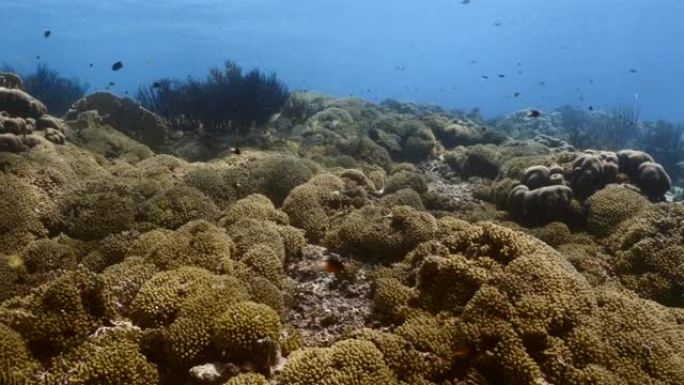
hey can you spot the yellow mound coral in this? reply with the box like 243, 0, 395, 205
129, 267, 222, 327
0, 175, 48, 254
219, 193, 289, 227
278, 339, 397, 385
224, 373, 269, 385
211, 301, 281, 365
326, 205, 437, 260
46, 339, 158, 385
282, 173, 346, 242
0, 269, 102, 361
58, 178, 136, 240
138, 185, 220, 229
129, 220, 233, 272
585, 184, 649, 237
0, 323, 39, 382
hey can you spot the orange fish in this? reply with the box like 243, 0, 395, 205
322, 258, 345, 274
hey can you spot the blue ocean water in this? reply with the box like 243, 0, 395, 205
2, 0, 683, 121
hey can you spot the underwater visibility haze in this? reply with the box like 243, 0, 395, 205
1, 1, 684, 385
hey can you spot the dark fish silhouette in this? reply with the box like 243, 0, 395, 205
493, 21, 502, 27
152, 82, 161, 88
514, 92, 520, 98
89, 63, 94, 68
108, 81, 115, 86
539, 81, 546, 86
36, 55, 41, 60
629, 68, 638, 73
527, 109, 542, 118
322, 257, 345, 274
44, 30, 51, 38
231, 146, 241, 155
111, 61, 124, 71
481, 75, 489, 79
461, 0, 471, 4
498, 74, 505, 78
588, 106, 594, 111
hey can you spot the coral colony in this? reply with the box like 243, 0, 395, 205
1, 67, 683, 385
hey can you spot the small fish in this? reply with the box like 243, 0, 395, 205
43, 30, 51, 38
588, 106, 594, 111
516, 62, 522, 66
36, 55, 41, 60
231, 146, 241, 155
111, 61, 124, 71
527, 109, 542, 118
124, 91, 129, 95
493, 21, 502, 27
453, 346, 473, 359
321, 257, 345, 274
89, 63, 94, 68
589, 78, 594, 84
513, 92, 520, 98
539, 81, 546, 86
628, 68, 638, 73
461, 0, 471, 4
498, 74, 505, 78
469, 59, 477, 64
152, 82, 161, 88
517, 70, 522, 75
108, 81, 115, 86
481, 75, 489, 79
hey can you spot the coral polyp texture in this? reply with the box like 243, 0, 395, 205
0, 86, 682, 384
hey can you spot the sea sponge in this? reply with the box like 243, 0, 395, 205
278, 339, 397, 385
129, 220, 233, 272
325, 205, 437, 261
224, 373, 269, 385
58, 178, 136, 240
585, 184, 649, 237
211, 301, 281, 364
282, 174, 346, 242
138, 185, 220, 229
219, 193, 289, 227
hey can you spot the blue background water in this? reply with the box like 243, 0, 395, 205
2, 0, 683, 121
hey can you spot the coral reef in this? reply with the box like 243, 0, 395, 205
0, 88, 682, 385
